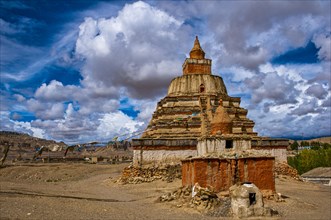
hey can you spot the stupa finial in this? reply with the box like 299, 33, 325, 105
190, 36, 205, 59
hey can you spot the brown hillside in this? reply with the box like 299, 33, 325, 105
309, 137, 331, 144
289, 136, 331, 145
0, 131, 67, 149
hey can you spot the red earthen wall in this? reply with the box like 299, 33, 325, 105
193, 160, 208, 186
182, 157, 275, 193
182, 162, 190, 186
183, 63, 211, 75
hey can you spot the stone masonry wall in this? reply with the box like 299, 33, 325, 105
132, 139, 198, 166
251, 139, 288, 163
251, 147, 287, 162
133, 149, 197, 166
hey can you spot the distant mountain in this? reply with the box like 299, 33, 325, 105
308, 137, 331, 144
0, 131, 67, 149
289, 136, 331, 144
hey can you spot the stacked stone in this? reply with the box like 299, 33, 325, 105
159, 184, 221, 212
142, 96, 203, 139
275, 162, 301, 180
190, 184, 220, 211
117, 164, 181, 184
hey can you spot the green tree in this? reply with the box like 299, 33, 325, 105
300, 141, 310, 147
311, 145, 320, 150
291, 141, 299, 150
322, 143, 331, 149
288, 148, 331, 174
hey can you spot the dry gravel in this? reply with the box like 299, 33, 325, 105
0, 163, 330, 220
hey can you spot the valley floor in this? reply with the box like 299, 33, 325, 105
0, 162, 330, 219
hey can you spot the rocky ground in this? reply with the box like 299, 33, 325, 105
1, 162, 330, 220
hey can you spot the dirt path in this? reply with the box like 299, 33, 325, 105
0, 163, 330, 219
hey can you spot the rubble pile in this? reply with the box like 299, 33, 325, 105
117, 164, 181, 184
159, 184, 228, 214
190, 184, 221, 211
275, 162, 301, 180
159, 186, 191, 202
159, 183, 282, 217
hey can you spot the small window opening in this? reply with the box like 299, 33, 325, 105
249, 193, 256, 205
200, 84, 205, 93
225, 140, 233, 149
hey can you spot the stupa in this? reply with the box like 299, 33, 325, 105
132, 37, 288, 166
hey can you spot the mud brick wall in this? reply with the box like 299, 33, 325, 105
182, 157, 275, 193
182, 58, 212, 75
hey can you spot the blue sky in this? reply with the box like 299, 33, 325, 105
1, 0, 330, 143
